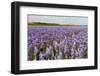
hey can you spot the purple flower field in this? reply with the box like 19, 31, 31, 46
28, 26, 88, 61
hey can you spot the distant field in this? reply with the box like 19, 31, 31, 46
28, 22, 82, 26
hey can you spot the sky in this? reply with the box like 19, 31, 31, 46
28, 15, 88, 25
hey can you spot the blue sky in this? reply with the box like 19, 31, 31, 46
28, 15, 88, 25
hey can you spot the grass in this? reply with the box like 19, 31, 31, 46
28, 22, 80, 26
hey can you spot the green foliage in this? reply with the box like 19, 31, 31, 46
28, 22, 60, 26
28, 48, 35, 61
28, 22, 81, 26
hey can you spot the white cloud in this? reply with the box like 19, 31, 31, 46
28, 15, 88, 25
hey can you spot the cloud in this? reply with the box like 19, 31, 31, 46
28, 15, 88, 25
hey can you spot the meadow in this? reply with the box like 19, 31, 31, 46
28, 23, 88, 61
